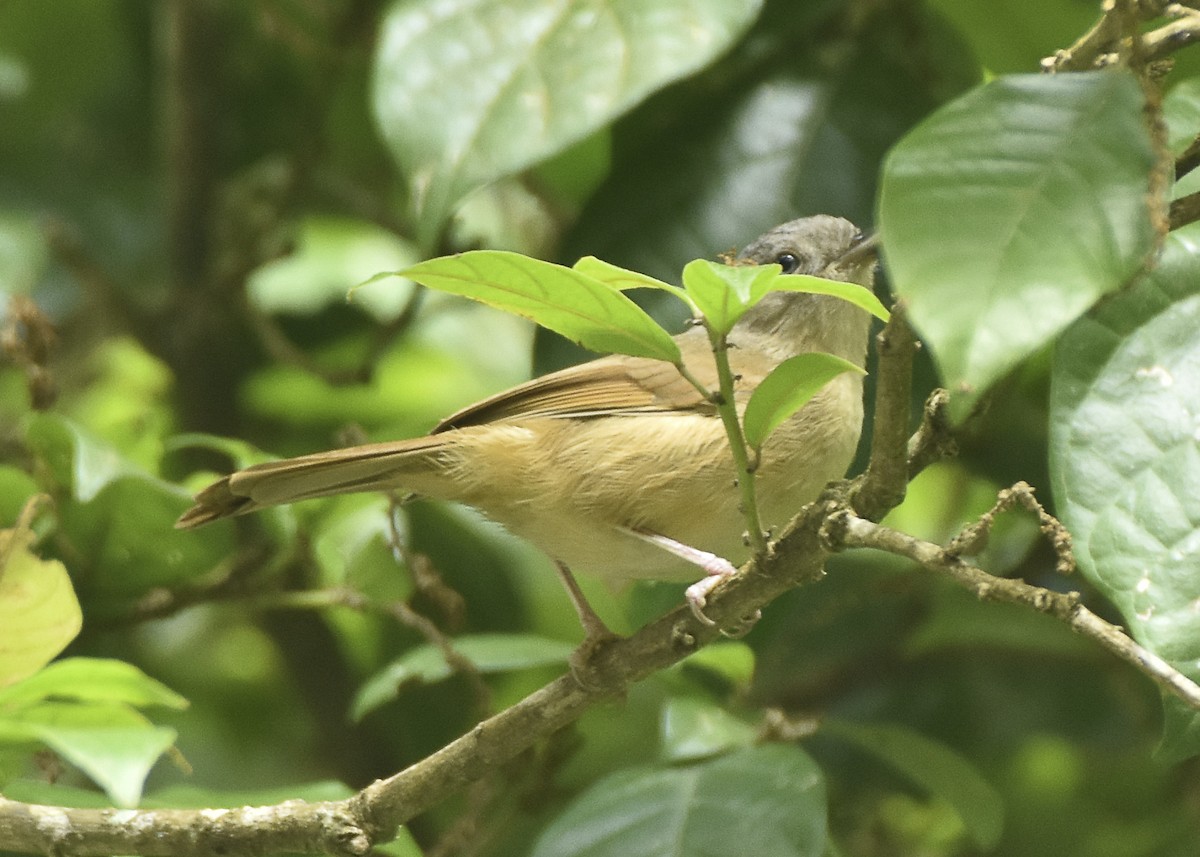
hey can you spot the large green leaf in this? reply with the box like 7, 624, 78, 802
372, 0, 762, 245
880, 70, 1159, 420
1049, 224, 1200, 760
531, 744, 826, 857
565, 4, 979, 283
0, 523, 81, 688
401, 251, 680, 361
25, 414, 235, 593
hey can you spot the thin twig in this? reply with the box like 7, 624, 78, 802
1042, 0, 1174, 71
944, 481, 1075, 576
705, 327, 768, 553
824, 512, 1200, 711
1169, 189, 1200, 229
905, 389, 957, 477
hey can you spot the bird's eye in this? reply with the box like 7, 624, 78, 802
775, 252, 800, 274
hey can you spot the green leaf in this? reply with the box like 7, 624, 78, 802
25, 412, 134, 503
145, 780, 354, 808
1163, 78, 1200, 157
572, 255, 690, 303
880, 70, 1159, 420
660, 697, 756, 763
400, 251, 680, 362
682, 259, 779, 334
823, 720, 1003, 850
247, 216, 419, 322
774, 274, 891, 322
680, 641, 756, 689
531, 744, 826, 857
26, 414, 236, 593
1, 701, 177, 807
0, 210, 48, 295
1049, 224, 1200, 760
371, 0, 763, 245
742, 353, 864, 449
566, 5, 980, 284
0, 523, 81, 688
352, 633, 574, 721
0, 658, 188, 710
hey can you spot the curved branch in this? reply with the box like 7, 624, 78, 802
824, 512, 1200, 711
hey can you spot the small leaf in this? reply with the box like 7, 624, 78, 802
743, 353, 864, 449
0, 519, 81, 688
531, 745, 826, 857
880, 70, 1159, 420
352, 633, 574, 721
572, 255, 690, 303
247, 216, 419, 322
823, 720, 1003, 849
660, 697, 756, 763
774, 273, 890, 322
400, 251, 680, 362
0, 658, 188, 710
683, 259, 779, 334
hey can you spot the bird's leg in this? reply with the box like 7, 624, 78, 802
624, 528, 743, 627
554, 561, 620, 680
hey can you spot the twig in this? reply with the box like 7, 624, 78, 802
851, 303, 916, 521
705, 327, 768, 553
1142, 4, 1200, 62
0, 495, 837, 855
0, 296, 58, 410
1169, 188, 1200, 229
905, 389, 957, 477
944, 481, 1075, 576
824, 512, 1200, 712
1041, 0, 1173, 71
1175, 133, 1200, 180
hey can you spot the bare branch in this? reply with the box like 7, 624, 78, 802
824, 512, 1200, 712
1169, 188, 1200, 229
851, 303, 916, 521
1041, 0, 1174, 71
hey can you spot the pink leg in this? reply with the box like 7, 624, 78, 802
624, 528, 738, 626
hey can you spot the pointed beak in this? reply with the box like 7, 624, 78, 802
836, 231, 880, 267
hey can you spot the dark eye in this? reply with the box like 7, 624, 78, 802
775, 252, 800, 274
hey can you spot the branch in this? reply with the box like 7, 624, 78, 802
823, 511, 1200, 712
1169, 188, 1200, 229
0, 498, 837, 856
851, 303, 916, 521
1041, 0, 1173, 71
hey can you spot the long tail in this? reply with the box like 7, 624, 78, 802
175, 436, 448, 529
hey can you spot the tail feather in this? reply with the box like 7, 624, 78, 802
175, 436, 447, 529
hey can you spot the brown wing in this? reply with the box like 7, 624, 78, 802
434, 330, 720, 431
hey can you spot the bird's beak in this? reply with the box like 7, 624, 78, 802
836, 231, 880, 267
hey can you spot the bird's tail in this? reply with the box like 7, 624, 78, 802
175, 436, 448, 529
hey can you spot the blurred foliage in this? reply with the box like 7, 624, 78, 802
1, 1, 1199, 856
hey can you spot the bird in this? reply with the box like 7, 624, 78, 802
177, 215, 878, 642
